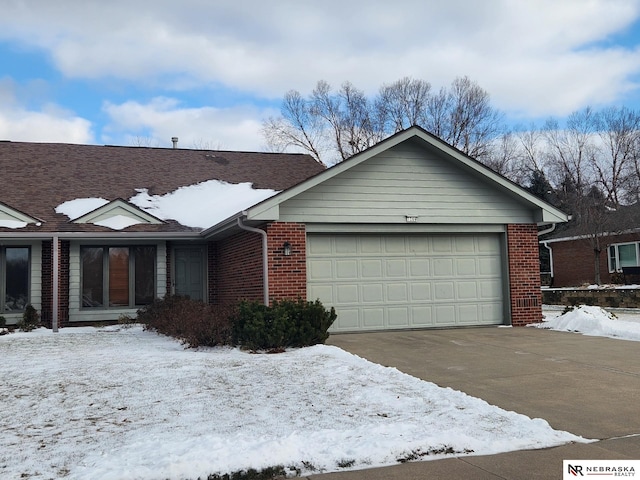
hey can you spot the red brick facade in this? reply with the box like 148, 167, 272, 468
548, 232, 640, 287
214, 230, 264, 305
507, 224, 543, 326
40, 239, 70, 328
266, 222, 307, 302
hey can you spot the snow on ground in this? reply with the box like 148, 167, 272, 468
0, 326, 585, 480
536, 305, 640, 341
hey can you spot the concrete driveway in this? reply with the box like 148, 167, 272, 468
308, 326, 640, 480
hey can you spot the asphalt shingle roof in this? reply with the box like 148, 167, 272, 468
0, 141, 324, 233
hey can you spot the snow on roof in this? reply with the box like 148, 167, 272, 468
0, 219, 28, 229
55, 198, 110, 220
130, 180, 279, 229
55, 180, 279, 230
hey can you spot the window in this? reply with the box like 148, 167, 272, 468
81, 246, 156, 308
1, 246, 30, 312
608, 242, 640, 272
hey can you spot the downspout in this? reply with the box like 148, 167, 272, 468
237, 217, 269, 305
538, 224, 556, 283
52, 236, 59, 333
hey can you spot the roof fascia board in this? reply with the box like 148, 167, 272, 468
0, 232, 202, 241
0, 201, 42, 224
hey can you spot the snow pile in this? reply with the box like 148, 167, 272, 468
535, 305, 640, 341
0, 327, 586, 480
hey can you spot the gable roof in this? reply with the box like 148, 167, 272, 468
0, 141, 323, 235
203, 126, 569, 238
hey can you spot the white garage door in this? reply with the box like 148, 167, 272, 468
307, 234, 505, 332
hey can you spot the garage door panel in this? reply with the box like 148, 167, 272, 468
410, 282, 431, 301
361, 259, 383, 278
386, 283, 408, 302
456, 258, 477, 275
433, 258, 454, 276
411, 306, 433, 326
457, 281, 478, 299
307, 234, 504, 332
308, 259, 333, 280
362, 308, 384, 328
336, 260, 358, 279
388, 307, 409, 327
362, 283, 384, 302
386, 259, 407, 276
336, 285, 359, 303
434, 282, 455, 300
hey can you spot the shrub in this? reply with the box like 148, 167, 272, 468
17, 305, 40, 332
137, 295, 234, 348
232, 299, 336, 351
0, 316, 5, 328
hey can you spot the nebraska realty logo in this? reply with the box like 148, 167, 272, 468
564, 460, 638, 478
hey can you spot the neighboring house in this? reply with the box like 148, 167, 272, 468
0, 127, 568, 331
541, 204, 640, 287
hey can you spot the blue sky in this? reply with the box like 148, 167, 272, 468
2, 0, 640, 151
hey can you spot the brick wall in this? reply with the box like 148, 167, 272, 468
41, 240, 52, 326
507, 224, 543, 326
59, 240, 70, 326
40, 239, 70, 328
214, 230, 264, 304
266, 222, 307, 302
207, 242, 217, 303
548, 232, 640, 287
165, 241, 172, 295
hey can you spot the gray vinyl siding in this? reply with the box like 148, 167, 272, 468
278, 142, 535, 224
68, 240, 166, 323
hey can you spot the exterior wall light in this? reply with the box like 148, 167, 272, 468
283, 242, 292, 256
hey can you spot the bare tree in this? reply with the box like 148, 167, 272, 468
593, 106, 640, 207
262, 76, 504, 165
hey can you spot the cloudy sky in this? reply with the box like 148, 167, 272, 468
1, 0, 640, 151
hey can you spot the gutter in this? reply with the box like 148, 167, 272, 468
236, 217, 269, 305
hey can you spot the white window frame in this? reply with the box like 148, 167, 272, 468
608, 241, 640, 273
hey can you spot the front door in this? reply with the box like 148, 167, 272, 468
174, 247, 205, 301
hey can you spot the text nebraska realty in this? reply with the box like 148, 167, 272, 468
568, 464, 635, 476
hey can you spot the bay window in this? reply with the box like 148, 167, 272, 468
1, 246, 30, 312
81, 246, 156, 308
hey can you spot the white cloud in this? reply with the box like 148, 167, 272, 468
1, 0, 640, 127
0, 78, 94, 143
102, 97, 274, 150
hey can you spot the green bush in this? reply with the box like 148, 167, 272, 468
137, 295, 234, 348
17, 305, 40, 332
232, 299, 336, 351
0, 315, 5, 328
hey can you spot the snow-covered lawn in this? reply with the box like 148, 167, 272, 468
0, 325, 585, 480
536, 305, 640, 341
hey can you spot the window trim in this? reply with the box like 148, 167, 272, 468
80, 245, 157, 310
0, 245, 31, 313
608, 241, 640, 273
